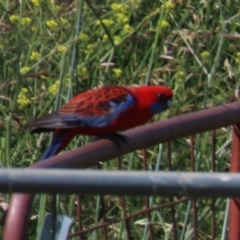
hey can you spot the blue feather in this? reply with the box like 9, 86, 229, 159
40, 94, 135, 160
61, 94, 135, 127
40, 135, 64, 161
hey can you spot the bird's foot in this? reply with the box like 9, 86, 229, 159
96, 133, 127, 149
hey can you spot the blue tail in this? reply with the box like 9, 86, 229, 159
40, 135, 64, 161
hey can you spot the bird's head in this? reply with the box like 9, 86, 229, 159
136, 85, 173, 115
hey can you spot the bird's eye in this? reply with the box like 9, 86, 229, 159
157, 93, 166, 101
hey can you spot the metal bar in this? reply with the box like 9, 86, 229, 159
143, 149, 154, 240
97, 163, 108, 240
229, 124, 240, 240
190, 136, 198, 240
117, 157, 132, 240
167, 142, 177, 240
5, 101, 240, 240
10, 101, 240, 172
211, 130, 216, 239
4, 194, 33, 240
1, 169, 240, 197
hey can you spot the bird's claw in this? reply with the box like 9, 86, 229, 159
96, 133, 127, 149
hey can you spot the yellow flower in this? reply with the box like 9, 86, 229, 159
20, 66, 31, 75
30, 51, 40, 61
84, 44, 94, 54
96, 19, 114, 26
40, 75, 48, 80
31, 0, 40, 7
116, 13, 129, 24
21, 88, 29, 94
60, 17, 68, 25
57, 45, 68, 53
178, 70, 186, 79
201, 51, 210, 60
103, 34, 109, 42
77, 66, 87, 76
10, 15, 19, 23
114, 36, 121, 45
65, 77, 70, 82
87, 44, 94, 50
21, 17, 32, 26
49, 80, 60, 96
103, 19, 114, 26
17, 98, 31, 108
17, 88, 31, 108
165, 1, 175, 12
112, 68, 122, 78
236, 52, 240, 60
123, 24, 133, 34
111, 3, 128, 13
79, 33, 89, 41
95, 20, 101, 26
236, 52, 240, 64
46, 20, 58, 29
159, 20, 169, 29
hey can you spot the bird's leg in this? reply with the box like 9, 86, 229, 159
95, 133, 127, 149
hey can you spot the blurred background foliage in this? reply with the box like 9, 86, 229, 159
0, 0, 240, 238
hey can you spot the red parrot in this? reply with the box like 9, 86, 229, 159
26, 85, 173, 160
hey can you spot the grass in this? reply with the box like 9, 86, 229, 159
0, 0, 240, 239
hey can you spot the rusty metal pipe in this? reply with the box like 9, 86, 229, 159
4, 101, 240, 240
229, 124, 240, 240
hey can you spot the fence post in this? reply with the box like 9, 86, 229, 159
229, 124, 240, 240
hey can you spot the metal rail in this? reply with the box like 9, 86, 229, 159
4, 101, 240, 240
1, 169, 240, 197
229, 124, 240, 239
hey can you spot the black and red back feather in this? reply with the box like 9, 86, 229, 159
26, 86, 135, 133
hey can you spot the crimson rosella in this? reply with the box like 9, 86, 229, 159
26, 85, 173, 160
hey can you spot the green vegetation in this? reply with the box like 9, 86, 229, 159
0, 0, 240, 239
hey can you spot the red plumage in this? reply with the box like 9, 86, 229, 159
26, 85, 173, 159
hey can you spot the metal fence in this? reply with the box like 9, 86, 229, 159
3, 101, 240, 240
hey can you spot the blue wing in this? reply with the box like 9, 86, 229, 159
26, 89, 135, 133
61, 94, 135, 127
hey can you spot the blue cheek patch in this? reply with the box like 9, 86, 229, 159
150, 102, 168, 115
61, 94, 135, 127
